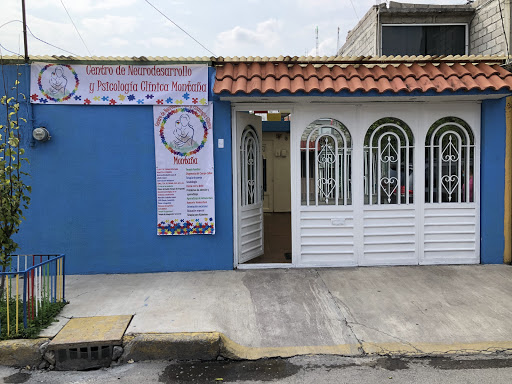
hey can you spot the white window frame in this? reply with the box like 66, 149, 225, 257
380, 23, 469, 56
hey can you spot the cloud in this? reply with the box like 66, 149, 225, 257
215, 19, 282, 56
307, 37, 337, 57
138, 37, 184, 51
27, 0, 137, 14
82, 15, 138, 35
23, 14, 84, 55
105, 37, 130, 47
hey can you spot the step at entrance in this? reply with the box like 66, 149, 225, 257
49, 315, 132, 370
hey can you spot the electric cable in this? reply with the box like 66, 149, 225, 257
60, 0, 92, 56
0, 19, 78, 56
143, 0, 216, 56
25, 23, 78, 56
348, 0, 359, 19
0, 42, 23, 57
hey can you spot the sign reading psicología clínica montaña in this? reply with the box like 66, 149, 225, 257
30, 62, 208, 106
154, 104, 215, 235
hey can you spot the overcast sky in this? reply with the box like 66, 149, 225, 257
1, 0, 467, 58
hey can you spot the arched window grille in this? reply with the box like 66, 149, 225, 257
300, 118, 352, 206
364, 118, 414, 205
240, 125, 261, 206
425, 117, 475, 203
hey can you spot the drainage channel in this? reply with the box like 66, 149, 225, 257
48, 315, 132, 370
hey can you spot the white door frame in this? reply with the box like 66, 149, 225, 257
232, 103, 296, 269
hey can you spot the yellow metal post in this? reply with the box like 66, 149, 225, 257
57, 259, 61, 302
505, 97, 512, 264
16, 274, 19, 334
6, 275, 9, 336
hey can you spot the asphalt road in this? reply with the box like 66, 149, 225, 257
2, 355, 512, 383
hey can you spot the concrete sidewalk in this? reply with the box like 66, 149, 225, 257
40, 265, 512, 360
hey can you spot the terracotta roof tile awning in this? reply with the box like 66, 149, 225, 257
214, 62, 512, 95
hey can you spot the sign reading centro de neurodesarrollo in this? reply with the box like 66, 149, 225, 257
30, 63, 208, 106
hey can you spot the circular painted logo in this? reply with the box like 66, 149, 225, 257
159, 107, 210, 157
37, 64, 79, 102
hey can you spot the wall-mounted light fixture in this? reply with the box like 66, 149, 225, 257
32, 127, 51, 142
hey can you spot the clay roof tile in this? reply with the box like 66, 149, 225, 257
316, 65, 332, 79
333, 76, 351, 92
275, 62, 289, 79
319, 76, 335, 92
475, 63, 499, 77
422, 62, 444, 79
290, 76, 307, 93
213, 60, 512, 95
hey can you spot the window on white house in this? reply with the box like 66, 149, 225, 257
382, 25, 466, 56
300, 118, 352, 206
425, 117, 475, 204
364, 117, 414, 205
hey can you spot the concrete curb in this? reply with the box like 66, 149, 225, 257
3, 334, 512, 368
361, 341, 512, 357
0, 338, 49, 368
120, 333, 221, 363
121, 333, 512, 362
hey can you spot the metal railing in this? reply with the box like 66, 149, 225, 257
0, 254, 65, 337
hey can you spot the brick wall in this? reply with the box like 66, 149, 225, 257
338, 7, 378, 56
470, 0, 511, 55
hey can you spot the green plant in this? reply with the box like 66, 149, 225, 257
0, 65, 31, 293
0, 297, 66, 340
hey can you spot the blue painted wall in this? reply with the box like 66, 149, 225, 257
480, 97, 507, 264
10, 66, 234, 274
3, 62, 509, 272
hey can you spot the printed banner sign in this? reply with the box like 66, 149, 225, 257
154, 104, 215, 235
30, 63, 208, 106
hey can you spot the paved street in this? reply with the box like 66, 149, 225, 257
3, 355, 512, 383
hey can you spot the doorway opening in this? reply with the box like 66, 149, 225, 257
236, 110, 292, 266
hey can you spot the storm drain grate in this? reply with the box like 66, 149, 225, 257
55, 344, 115, 370
49, 315, 132, 371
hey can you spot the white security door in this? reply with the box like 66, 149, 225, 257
422, 116, 479, 264
362, 117, 418, 266
236, 112, 264, 263
296, 116, 356, 266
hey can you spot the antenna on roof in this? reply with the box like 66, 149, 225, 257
336, 27, 340, 55
315, 26, 319, 56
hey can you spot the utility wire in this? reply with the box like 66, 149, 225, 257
26, 23, 78, 56
143, 0, 216, 56
0, 19, 78, 56
60, 0, 92, 56
0, 42, 23, 57
0, 20, 22, 31
348, 0, 359, 20
498, 0, 510, 63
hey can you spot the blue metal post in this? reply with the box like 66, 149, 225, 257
23, 271, 27, 328
61, 255, 65, 301
52, 260, 56, 303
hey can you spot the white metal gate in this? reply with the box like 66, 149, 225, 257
236, 112, 264, 264
292, 103, 480, 267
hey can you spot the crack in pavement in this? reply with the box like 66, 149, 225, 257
348, 321, 424, 354
313, 270, 423, 355
314, 269, 364, 354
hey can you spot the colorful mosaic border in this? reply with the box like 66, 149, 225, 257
37, 64, 80, 102
157, 218, 215, 235
159, 106, 210, 157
